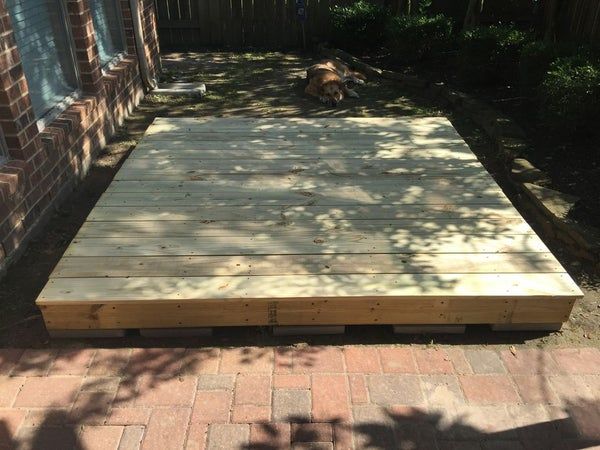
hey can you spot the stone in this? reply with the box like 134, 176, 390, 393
272, 390, 311, 422
153, 82, 206, 97
511, 158, 548, 183
521, 183, 579, 223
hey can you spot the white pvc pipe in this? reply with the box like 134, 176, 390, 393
129, 0, 158, 90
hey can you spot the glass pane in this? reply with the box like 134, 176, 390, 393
90, 0, 125, 66
6, 0, 78, 119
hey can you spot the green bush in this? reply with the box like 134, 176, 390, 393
540, 55, 600, 135
330, 0, 388, 50
457, 25, 530, 85
518, 41, 576, 91
386, 14, 453, 62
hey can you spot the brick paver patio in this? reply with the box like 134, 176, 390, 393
1, 345, 599, 449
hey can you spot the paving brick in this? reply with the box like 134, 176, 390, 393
293, 347, 344, 373
22, 408, 70, 428
512, 375, 559, 404
292, 443, 334, 450
548, 375, 593, 403
79, 425, 124, 450
414, 348, 453, 374
220, 347, 274, 373
185, 422, 207, 450
0, 376, 25, 407
250, 423, 291, 448
126, 348, 186, 378
481, 440, 523, 450
343, 347, 381, 373
274, 374, 310, 389
234, 374, 271, 405
551, 348, 600, 375
142, 408, 191, 450
451, 405, 517, 440
348, 374, 369, 404
275, 347, 294, 374
118, 425, 145, 450
49, 349, 96, 376
292, 423, 333, 442
459, 375, 520, 405
180, 348, 221, 375
273, 390, 311, 422
568, 398, 600, 439
89, 349, 132, 376
500, 349, 558, 375
332, 423, 353, 450
465, 349, 506, 374
312, 374, 351, 422
379, 347, 417, 373
367, 374, 423, 406
421, 375, 465, 407
351, 405, 396, 448
0, 409, 26, 438
583, 375, 600, 400
16, 426, 80, 449
192, 390, 232, 423
134, 376, 196, 407
231, 404, 271, 423
196, 374, 235, 391
11, 349, 58, 376
106, 407, 152, 426
68, 391, 113, 425
445, 348, 474, 375
81, 376, 121, 393
0, 348, 24, 375
14, 376, 82, 407
545, 405, 580, 439
507, 404, 558, 441
207, 424, 249, 450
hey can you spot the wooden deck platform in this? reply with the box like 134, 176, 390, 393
36, 117, 583, 332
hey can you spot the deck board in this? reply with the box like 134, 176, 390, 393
36, 117, 583, 330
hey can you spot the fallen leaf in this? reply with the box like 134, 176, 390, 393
509, 345, 517, 357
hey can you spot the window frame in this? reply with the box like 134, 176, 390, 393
91, 0, 128, 71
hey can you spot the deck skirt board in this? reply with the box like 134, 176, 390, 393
35, 117, 582, 330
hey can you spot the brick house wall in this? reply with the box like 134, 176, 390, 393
0, 0, 160, 271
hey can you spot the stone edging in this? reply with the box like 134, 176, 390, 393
319, 46, 600, 270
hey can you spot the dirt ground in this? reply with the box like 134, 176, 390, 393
0, 52, 598, 349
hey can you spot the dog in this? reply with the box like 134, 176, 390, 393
305, 59, 366, 106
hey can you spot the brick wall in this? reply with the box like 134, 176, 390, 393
0, 0, 160, 271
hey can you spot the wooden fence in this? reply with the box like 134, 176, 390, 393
553, 0, 600, 43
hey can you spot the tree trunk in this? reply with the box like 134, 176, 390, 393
464, 0, 484, 29
544, 0, 562, 42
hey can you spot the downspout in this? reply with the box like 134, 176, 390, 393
129, 0, 158, 91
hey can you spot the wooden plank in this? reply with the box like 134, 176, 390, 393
37, 273, 582, 304
39, 296, 575, 329
230, 0, 243, 48
63, 234, 550, 257
86, 204, 524, 221
241, 0, 254, 46
51, 253, 566, 278
75, 218, 536, 238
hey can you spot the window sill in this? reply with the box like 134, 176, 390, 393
35, 90, 83, 133
101, 52, 127, 75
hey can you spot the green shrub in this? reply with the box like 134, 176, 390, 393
386, 14, 453, 62
518, 41, 577, 91
457, 25, 530, 85
330, 0, 388, 50
540, 55, 600, 135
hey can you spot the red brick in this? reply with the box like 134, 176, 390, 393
79, 425, 123, 449
68, 392, 112, 424
275, 347, 293, 374
414, 348, 453, 374
379, 347, 418, 374
234, 374, 271, 405
106, 407, 151, 425
445, 348, 473, 375
273, 374, 310, 389
500, 348, 559, 375
512, 375, 560, 404
0, 376, 25, 407
0, 409, 26, 438
0, 348, 24, 375
49, 349, 96, 375
292, 423, 333, 442
552, 348, 600, 375
250, 423, 290, 448
142, 408, 191, 450
231, 404, 271, 423
88, 349, 132, 376
220, 347, 274, 373
126, 348, 186, 378
348, 374, 369, 404
333, 423, 352, 450
344, 347, 381, 373
11, 348, 58, 376
294, 347, 344, 373
134, 376, 196, 407
191, 390, 232, 423
312, 374, 351, 422
14, 376, 82, 407
180, 348, 220, 375
185, 422, 208, 450
459, 375, 520, 404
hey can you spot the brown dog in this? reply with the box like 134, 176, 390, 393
305, 59, 366, 106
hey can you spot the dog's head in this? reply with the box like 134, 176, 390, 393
321, 80, 344, 106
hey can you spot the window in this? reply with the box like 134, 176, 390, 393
90, 0, 126, 66
6, 0, 79, 121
